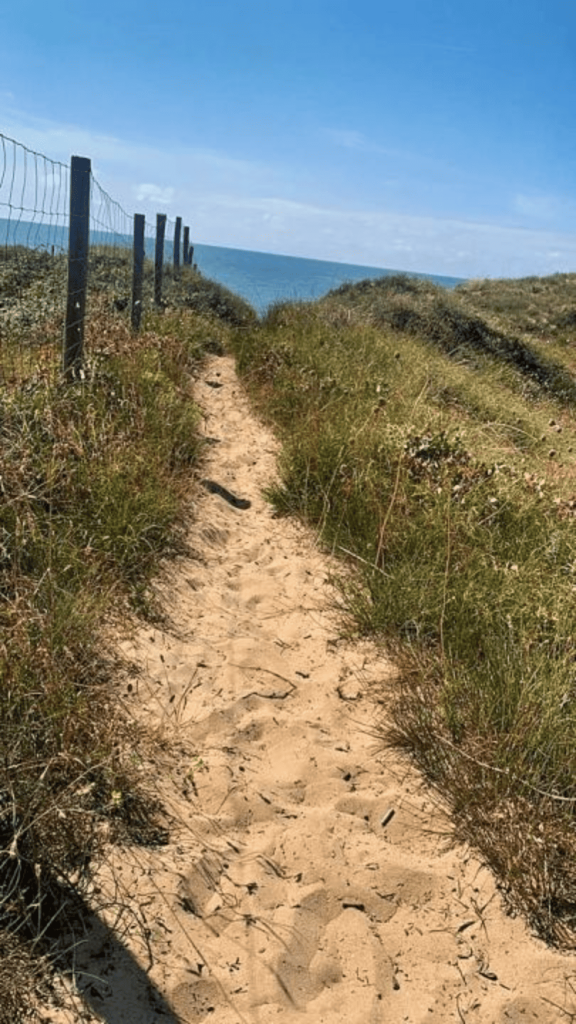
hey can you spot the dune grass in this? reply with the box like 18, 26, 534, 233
0, 247, 255, 1020
230, 274, 576, 947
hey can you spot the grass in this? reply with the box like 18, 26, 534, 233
0, 245, 256, 384
230, 274, 576, 948
0, 244, 256, 1020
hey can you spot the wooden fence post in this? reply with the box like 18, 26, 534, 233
174, 216, 182, 273
183, 225, 190, 266
63, 155, 91, 378
132, 213, 145, 332
154, 213, 166, 306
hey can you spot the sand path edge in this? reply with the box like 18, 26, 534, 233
52, 353, 576, 1024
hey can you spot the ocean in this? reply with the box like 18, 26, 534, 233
188, 242, 463, 314
0, 216, 463, 315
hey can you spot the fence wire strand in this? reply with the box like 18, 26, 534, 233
87, 173, 133, 331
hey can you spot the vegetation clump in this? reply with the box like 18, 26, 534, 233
231, 272, 576, 948
324, 273, 576, 404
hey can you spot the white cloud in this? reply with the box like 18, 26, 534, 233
135, 183, 175, 206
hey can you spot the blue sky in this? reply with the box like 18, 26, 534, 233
1, 0, 576, 278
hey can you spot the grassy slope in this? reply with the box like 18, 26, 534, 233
230, 273, 576, 948
0, 249, 256, 1020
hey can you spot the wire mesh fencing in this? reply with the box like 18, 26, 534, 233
0, 133, 70, 382
0, 130, 195, 383
90, 173, 134, 305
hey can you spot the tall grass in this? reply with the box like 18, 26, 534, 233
231, 276, 576, 947
0, 250, 255, 1019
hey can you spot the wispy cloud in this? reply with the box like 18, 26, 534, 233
324, 129, 369, 151
135, 183, 175, 207
186, 193, 576, 279
0, 106, 273, 196
513, 192, 562, 220
323, 127, 401, 158
322, 126, 459, 181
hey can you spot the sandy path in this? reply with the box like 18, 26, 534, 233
61, 354, 576, 1023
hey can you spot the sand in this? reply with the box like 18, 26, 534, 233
50, 353, 576, 1023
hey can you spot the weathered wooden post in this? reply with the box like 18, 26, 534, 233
63, 155, 90, 378
174, 216, 181, 274
131, 213, 145, 332
183, 225, 190, 266
154, 213, 166, 307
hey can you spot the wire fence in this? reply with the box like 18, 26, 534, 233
0, 133, 69, 250
0, 130, 192, 383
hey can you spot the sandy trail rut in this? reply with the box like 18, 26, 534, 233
69, 354, 575, 1023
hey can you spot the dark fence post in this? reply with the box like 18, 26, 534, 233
131, 213, 145, 332
183, 225, 190, 266
189, 244, 194, 269
154, 213, 166, 306
63, 155, 91, 378
174, 216, 181, 273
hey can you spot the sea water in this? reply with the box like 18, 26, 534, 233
188, 242, 463, 314
0, 217, 463, 315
